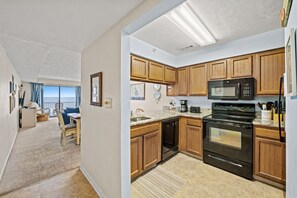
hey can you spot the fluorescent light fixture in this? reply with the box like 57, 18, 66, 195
166, 2, 216, 46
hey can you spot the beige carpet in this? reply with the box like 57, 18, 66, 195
132, 166, 186, 198
0, 118, 80, 195
0, 169, 98, 198
132, 153, 285, 198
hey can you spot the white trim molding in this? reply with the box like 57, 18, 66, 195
80, 165, 106, 198
0, 132, 17, 180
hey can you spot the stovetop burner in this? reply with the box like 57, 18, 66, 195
204, 102, 256, 123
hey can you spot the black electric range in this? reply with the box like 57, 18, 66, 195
203, 102, 255, 179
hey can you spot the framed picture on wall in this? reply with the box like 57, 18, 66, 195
9, 81, 13, 93
9, 96, 13, 113
90, 72, 103, 106
285, 28, 297, 97
130, 83, 145, 100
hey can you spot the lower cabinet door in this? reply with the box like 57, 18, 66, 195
186, 125, 202, 157
131, 136, 143, 179
255, 137, 286, 184
143, 131, 161, 170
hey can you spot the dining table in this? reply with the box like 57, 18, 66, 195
67, 113, 81, 145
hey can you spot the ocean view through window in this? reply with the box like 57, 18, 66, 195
44, 86, 78, 117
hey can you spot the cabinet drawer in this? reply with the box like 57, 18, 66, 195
131, 122, 160, 138
186, 118, 202, 127
255, 126, 285, 141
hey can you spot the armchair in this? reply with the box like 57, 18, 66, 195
29, 102, 50, 121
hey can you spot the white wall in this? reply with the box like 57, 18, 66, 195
21, 82, 31, 106
81, 0, 186, 196
81, 1, 171, 197
0, 44, 21, 180
285, 1, 297, 197
130, 36, 177, 66
130, 81, 173, 112
176, 28, 285, 66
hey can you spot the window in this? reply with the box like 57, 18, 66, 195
43, 86, 80, 117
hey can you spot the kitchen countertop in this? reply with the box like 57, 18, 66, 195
253, 117, 285, 129
130, 109, 212, 127
130, 109, 285, 129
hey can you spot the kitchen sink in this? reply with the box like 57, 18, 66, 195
130, 116, 151, 122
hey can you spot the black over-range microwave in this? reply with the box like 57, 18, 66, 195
208, 78, 254, 100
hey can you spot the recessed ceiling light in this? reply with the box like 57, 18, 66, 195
166, 2, 216, 46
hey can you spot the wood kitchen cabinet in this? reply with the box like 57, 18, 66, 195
164, 66, 176, 83
254, 48, 285, 95
179, 117, 203, 159
131, 55, 177, 85
131, 55, 148, 80
130, 136, 142, 179
254, 126, 286, 185
177, 67, 189, 96
148, 61, 164, 82
130, 121, 161, 179
208, 60, 227, 80
143, 131, 161, 170
189, 64, 207, 96
229, 55, 253, 78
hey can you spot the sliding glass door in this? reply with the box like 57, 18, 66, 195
60, 87, 76, 109
44, 86, 59, 117
43, 86, 78, 117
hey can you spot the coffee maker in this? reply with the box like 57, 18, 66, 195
180, 100, 188, 112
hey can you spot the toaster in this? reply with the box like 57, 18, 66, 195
190, 106, 201, 113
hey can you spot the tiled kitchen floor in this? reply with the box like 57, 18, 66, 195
132, 153, 286, 198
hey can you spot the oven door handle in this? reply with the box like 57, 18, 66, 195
204, 120, 242, 128
204, 119, 252, 129
208, 154, 243, 168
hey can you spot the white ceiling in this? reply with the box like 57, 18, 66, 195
0, 0, 144, 82
133, 0, 283, 56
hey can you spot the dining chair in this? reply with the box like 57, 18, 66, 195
57, 112, 77, 147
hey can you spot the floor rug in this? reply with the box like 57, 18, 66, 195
131, 166, 187, 198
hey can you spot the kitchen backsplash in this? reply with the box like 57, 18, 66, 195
172, 96, 279, 111
130, 80, 280, 113
130, 81, 174, 112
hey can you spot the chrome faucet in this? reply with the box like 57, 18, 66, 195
135, 108, 144, 116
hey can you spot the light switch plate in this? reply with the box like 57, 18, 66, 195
103, 98, 112, 108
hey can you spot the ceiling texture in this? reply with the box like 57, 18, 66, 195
133, 0, 283, 56
0, 0, 144, 82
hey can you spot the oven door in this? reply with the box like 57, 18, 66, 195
208, 81, 240, 100
203, 119, 252, 163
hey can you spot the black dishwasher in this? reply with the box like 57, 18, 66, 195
162, 117, 179, 162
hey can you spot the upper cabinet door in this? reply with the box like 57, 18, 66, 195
189, 64, 207, 96
255, 48, 285, 95
208, 60, 227, 80
164, 66, 176, 83
148, 61, 164, 82
177, 67, 189, 96
230, 55, 253, 78
131, 55, 148, 80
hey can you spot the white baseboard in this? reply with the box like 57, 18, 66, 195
0, 132, 17, 181
80, 165, 106, 198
